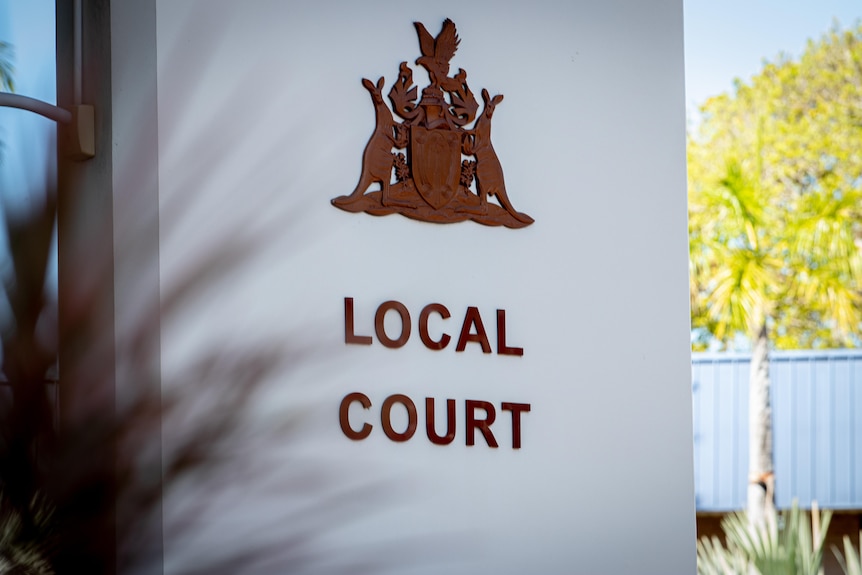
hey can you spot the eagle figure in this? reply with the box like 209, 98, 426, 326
414, 19, 460, 89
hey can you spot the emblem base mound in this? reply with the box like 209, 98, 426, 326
332, 182, 533, 228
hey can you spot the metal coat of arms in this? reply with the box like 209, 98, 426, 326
331, 19, 534, 228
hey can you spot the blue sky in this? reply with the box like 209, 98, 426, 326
684, 0, 861, 109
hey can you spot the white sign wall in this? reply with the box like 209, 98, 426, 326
154, 1, 695, 573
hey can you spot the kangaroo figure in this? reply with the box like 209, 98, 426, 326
342, 77, 400, 206
469, 89, 533, 225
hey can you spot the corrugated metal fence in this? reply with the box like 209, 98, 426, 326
692, 350, 862, 512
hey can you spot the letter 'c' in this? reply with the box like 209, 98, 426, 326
419, 303, 451, 350
339, 392, 373, 440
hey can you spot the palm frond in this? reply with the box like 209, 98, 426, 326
832, 532, 862, 575
697, 501, 832, 575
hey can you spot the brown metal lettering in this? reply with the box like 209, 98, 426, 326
419, 303, 451, 350
375, 300, 411, 348
465, 399, 498, 448
425, 397, 456, 445
344, 297, 372, 345
496, 309, 524, 356
339, 392, 373, 440
455, 306, 491, 353
501, 402, 530, 449
381, 394, 418, 442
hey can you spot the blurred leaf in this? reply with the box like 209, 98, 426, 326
696, 501, 832, 575
833, 532, 862, 575
0, 41, 14, 92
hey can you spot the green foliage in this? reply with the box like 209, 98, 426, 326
689, 24, 862, 350
0, 41, 13, 92
833, 533, 862, 575
697, 534, 750, 574
697, 502, 832, 575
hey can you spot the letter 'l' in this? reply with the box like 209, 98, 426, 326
496, 309, 524, 356
344, 297, 372, 345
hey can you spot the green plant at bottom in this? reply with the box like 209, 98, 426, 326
833, 533, 862, 575
697, 501, 832, 575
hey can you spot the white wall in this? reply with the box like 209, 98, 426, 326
153, 1, 695, 573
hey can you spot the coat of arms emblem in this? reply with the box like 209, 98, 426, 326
331, 19, 534, 229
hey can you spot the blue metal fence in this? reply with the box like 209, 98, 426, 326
692, 350, 862, 512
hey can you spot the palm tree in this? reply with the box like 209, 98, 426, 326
688, 24, 862, 527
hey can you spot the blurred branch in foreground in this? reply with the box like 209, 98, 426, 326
0, 27, 407, 573
0, 172, 404, 574
0, 2, 460, 571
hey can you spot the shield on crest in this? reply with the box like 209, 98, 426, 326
411, 126, 461, 209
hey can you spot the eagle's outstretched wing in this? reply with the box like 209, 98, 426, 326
435, 18, 459, 63
414, 22, 435, 58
